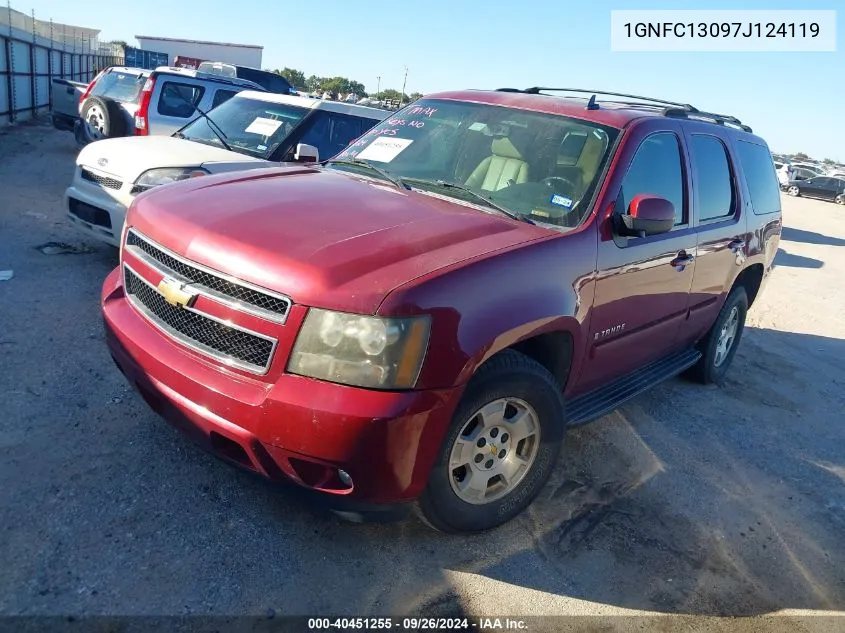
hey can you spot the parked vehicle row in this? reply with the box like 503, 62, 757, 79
785, 175, 845, 204
52, 65, 265, 144
65, 92, 389, 246
90, 87, 782, 532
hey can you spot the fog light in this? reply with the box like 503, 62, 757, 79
338, 469, 353, 487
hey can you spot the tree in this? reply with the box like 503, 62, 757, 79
823, 158, 835, 165
305, 75, 321, 92
792, 152, 809, 160
275, 67, 306, 90
409, 92, 423, 101
318, 76, 367, 97
376, 88, 408, 102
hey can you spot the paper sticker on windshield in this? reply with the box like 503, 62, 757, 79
356, 137, 413, 162
468, 122, 487, 131
550, 194, 573, 208
245, 117, 282, 136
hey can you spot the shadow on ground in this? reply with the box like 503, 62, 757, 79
781, 226, 845, 248
395, 326, 845, 616
136, 327, 844, 618
774, 248, 824, 269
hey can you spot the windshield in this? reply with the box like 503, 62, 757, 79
178, 96, 309, 159
91, 70, 147, 104
330, 99, 619, 228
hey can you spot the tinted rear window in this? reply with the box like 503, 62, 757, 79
735, 140, 781, 215
236, 68, 292, 94
91, 71, 146, 104
690, 135, 734, 221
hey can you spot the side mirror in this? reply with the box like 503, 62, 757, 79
294, 143, 319, 163
615, 194, 675, 237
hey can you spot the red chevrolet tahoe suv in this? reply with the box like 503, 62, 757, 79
102, 87, 782, 532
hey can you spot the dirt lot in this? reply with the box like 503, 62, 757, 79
1, 121, 844, 629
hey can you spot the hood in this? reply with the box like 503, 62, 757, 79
127, 167, 547, 314
77, 136, 265, 182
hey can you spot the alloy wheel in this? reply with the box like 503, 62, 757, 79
714, 306, 739, 368
448, 397, 541, 505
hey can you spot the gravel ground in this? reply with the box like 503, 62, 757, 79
1, 121, 844, 629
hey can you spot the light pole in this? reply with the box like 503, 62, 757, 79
400, 66, 408, 107
376, 75, 381, 99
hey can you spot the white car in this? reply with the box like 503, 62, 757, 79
65, 92, 389, 246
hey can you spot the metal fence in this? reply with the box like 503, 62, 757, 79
1, 6, 124, 125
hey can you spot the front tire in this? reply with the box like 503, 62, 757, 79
419, 350, 566, 533
835, 194, 844, 205
787, 185, 801, 197
687, 287, 748, 385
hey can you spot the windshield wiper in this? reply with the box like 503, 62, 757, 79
405, 178, 533, 224
325, 158, 410, 190
170, 91, 232, 152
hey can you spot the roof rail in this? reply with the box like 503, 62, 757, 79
496, 87, 696, 110
663, 107, 753, 133
493, 86, 752, 132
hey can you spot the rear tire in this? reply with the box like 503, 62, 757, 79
80, 96, 127, 140
687, 287, 748, 385
419, 350, 566, 533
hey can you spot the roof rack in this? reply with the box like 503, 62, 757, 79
494, 87, 752, 133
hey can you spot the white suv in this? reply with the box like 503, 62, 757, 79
65, 92, 389, 246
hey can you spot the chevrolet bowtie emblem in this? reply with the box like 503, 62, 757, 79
157, 277, 197, 308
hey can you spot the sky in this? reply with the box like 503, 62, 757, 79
15, 0, 845, 160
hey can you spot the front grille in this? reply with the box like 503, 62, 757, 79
81, 168, 122, 190
68, 197, 112, 229
124, 266, 275, 373
125, 230, 291, 321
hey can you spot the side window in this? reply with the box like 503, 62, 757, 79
157, 82, 205, 118
328, 114, 365, 155
735, 140, 781, 215
297, 111, 334, 160
299, 112, 368, 160
618, 132, 685, 227
690, 135, 735, 221
211, 89, 238, 109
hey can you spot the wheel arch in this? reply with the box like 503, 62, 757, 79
455, 317, 583, 393
731, 262, 765, 307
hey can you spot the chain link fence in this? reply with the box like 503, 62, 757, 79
1, 5, 124, 124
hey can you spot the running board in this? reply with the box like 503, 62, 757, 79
567, 348, 702, 426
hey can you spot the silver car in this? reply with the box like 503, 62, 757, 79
51, 65, 264, 144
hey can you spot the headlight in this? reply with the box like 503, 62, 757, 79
134, 167, 209, 191
287, 308, 431, 389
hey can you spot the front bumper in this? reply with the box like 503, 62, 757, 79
65, 168, 135, 247
101, 267, 463, 508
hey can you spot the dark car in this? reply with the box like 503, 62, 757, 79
196, 61, 295, 95
786, 175, 845, 204
103, 88, 781, 532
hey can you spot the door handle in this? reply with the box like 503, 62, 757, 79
671, 251, 695, 268
729, 239, 746, 252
